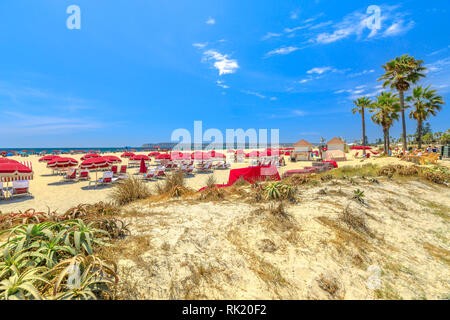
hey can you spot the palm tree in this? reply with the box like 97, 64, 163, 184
406, 85, 445, 149
370, 92, 400, 154
352, 97, 373, 154
379, 54, 427, 151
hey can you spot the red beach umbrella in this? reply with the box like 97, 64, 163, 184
130, 155, 150, 161
207, 151, 225, 159
148, 152, 160, 157
248, 151, 260, 158
192, 152, 210, 160
350, 146, 372, 150
81, 153, 101, 161
0, 161, 33, 182
102, 155, 122, 163
39, 155, 61, 163
80, 157, 111, 170
47, 157, 78, 169
121, 152, 135, 158
139, 159, 147, 174
156, 154, 171, 160
0, 159, 19, 163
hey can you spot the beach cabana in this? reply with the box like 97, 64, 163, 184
327, 138, 345, 152
324, 150, 347, 162
293, 139, 313, 161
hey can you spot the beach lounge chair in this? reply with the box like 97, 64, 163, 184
142, 168, 157, 180
196, 162, 213, 173
11, 181, 31, 197
155, 167, 166, 178
63, 169, 77, 181
181, 164, 195, 175
111, 165, 118, 175
78, 170, 90, 181
89, 171, 114, 187
119, 165, 127, 174
0, 182, 5, 200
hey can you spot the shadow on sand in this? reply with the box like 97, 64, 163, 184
0, 195, 35, 205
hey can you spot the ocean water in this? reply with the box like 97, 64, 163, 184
1, 143, 297, 154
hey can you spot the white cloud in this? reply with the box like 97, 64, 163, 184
262, 32, 283, 40
307, 67, 333, 75
383, 20, 415, 37
425, 57, 450, 73
428, 45, 450, 56
0, 111, 101, 135
216, 80, 229, 89
202, 50, 239, 76
348, 69, 375, 77
206, 17, 215, 25
193, 42, 208, 48
242, 90, 266, 99
266, 46, 299, 56
312, 5, 414, 45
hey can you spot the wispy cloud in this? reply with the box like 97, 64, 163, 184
202, 50, 239, 76
307, 67, 333, 75
206, 17, 215, 25
216, 80, 229, 89
425, 57, 450, 73
428, 45, 450, 56
335, 84, 383, 100
311, 5, 414, 45
266, 46, 299, 56
348, 69, 375, 77
241, 90, 277, 101
0, 111, 102, 135
192, 42, 208, 48
267, 109, 308, 119
261, 32, 283, 40
383, 20, 415, 37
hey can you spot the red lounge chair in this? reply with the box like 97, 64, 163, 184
78, 170, 90, 181
119, 165, 127, 174
11, 181, 31, 197
89, 172, 114, 187
111, 165, 118, 175
142, 168, 157, 180
156, 167, 166, 178
64, 169, 77, 181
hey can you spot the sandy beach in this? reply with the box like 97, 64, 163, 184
1, 150, 449, 214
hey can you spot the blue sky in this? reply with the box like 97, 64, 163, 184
0, 0, 449, 147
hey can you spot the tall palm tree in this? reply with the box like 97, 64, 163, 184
370, 92, 400, 154
352, 97, 373, 154
406, 85, 445, 149
379, 54, 427, 151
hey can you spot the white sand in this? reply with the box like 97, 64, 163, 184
1, 150, 448, 214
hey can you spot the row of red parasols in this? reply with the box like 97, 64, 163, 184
0, 158, 33, 182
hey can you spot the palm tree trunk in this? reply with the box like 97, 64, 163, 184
362, 107, 366, 155
417, 119, 423, 149
387, 129, 391, 154
383, 127, 388, 154
399, 90, 407, 151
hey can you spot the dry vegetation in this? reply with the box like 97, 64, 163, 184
2, 163, 449, 300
